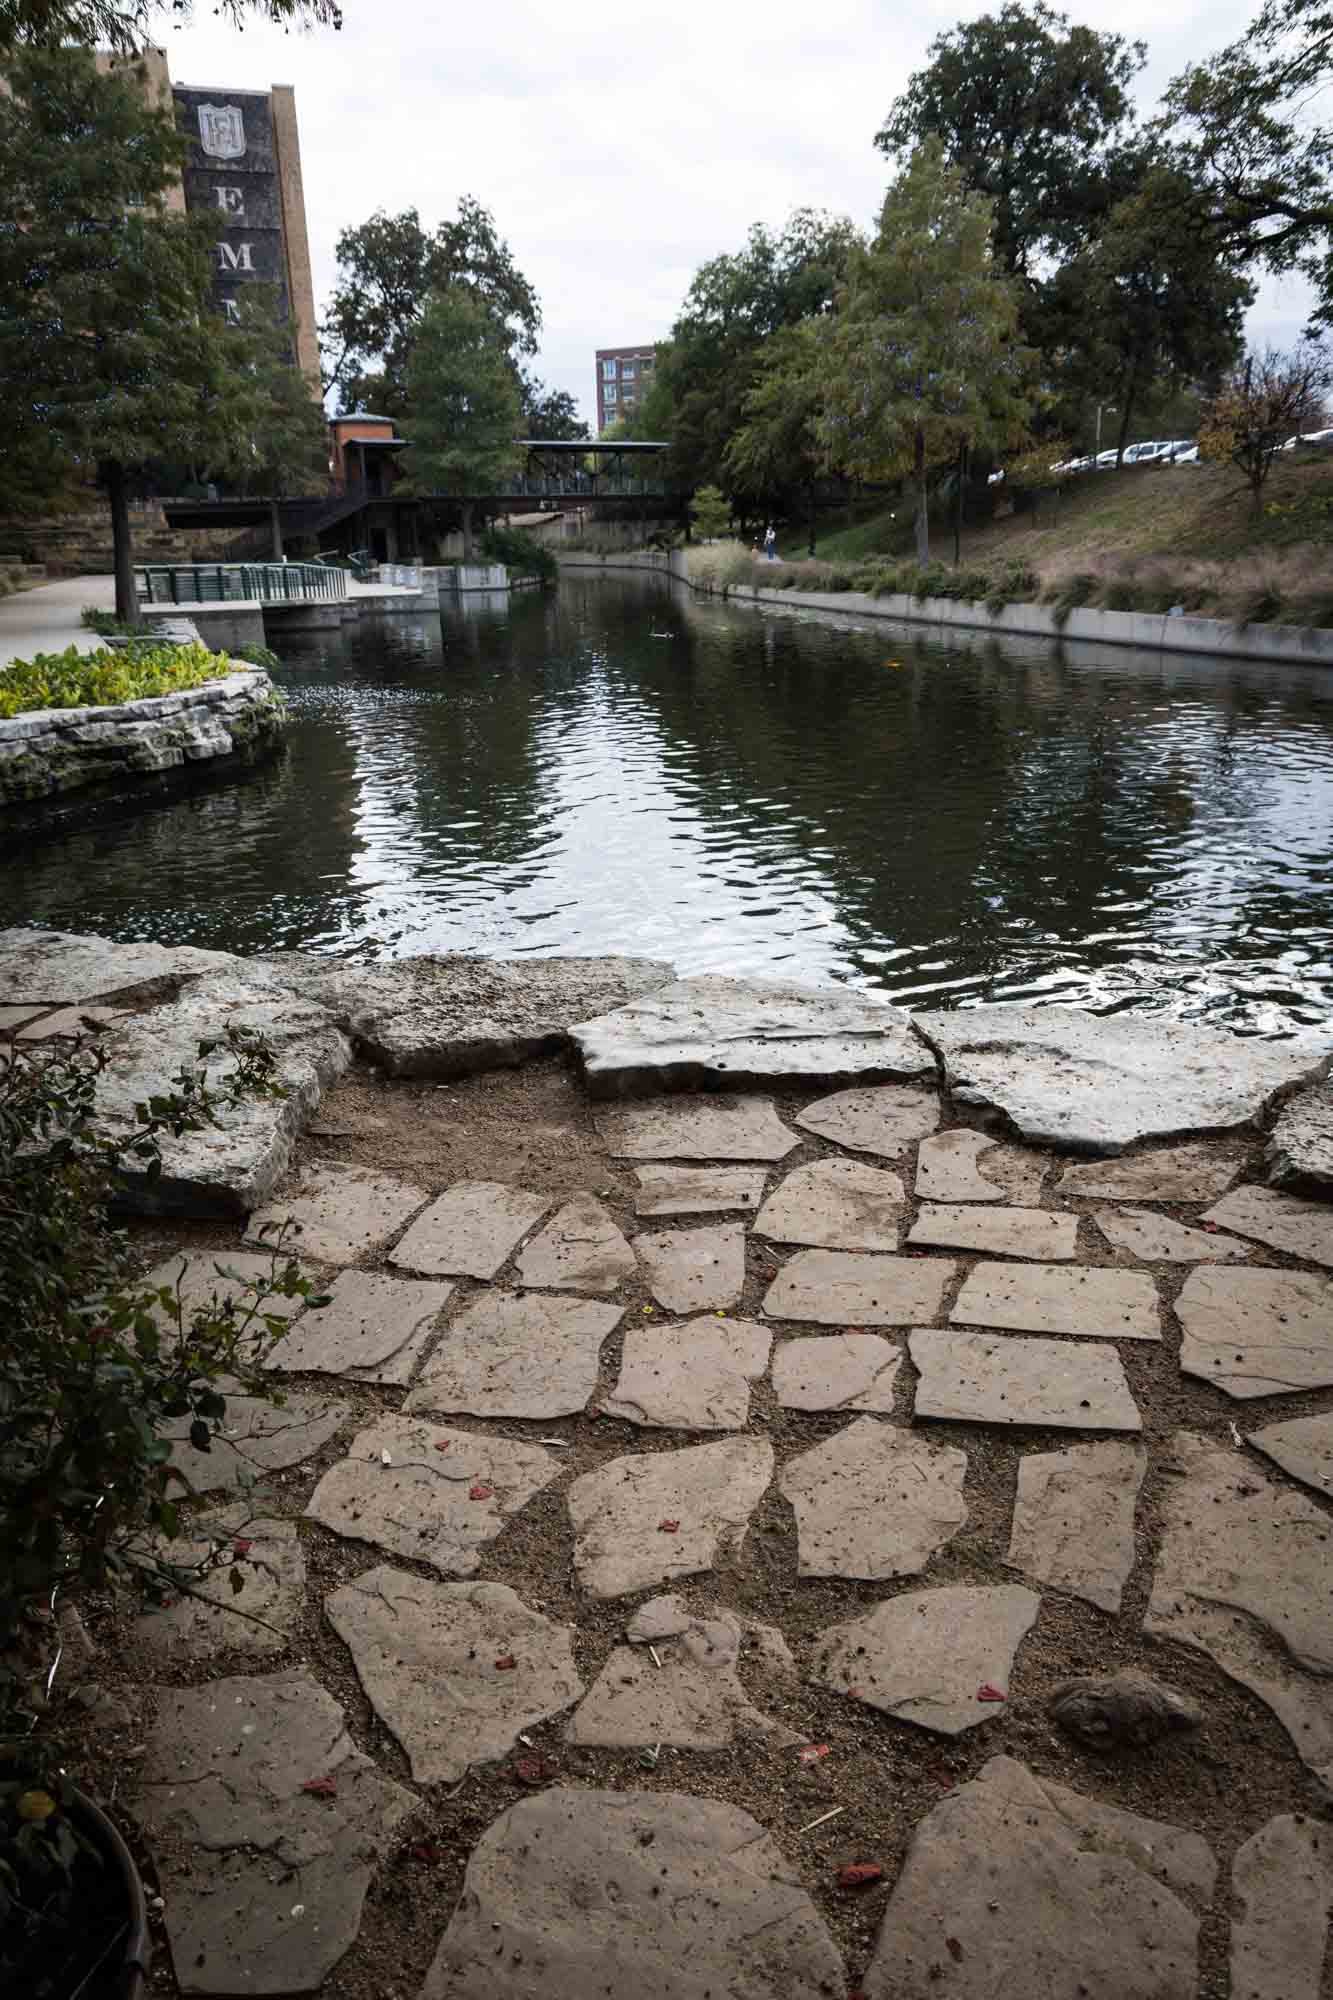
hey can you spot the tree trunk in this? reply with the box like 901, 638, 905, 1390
808, 479, 817, 557
270, 500, 283, 561
105, 461, 136, 625
953, 438, 966, 567
913, 426, 929, 565
1114, 365, 1139, 467
461, 500, 475, 561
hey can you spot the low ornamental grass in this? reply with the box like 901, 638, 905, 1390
0, 640, 232, 720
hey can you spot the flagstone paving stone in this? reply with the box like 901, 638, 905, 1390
263, 1269, 451, 1385
247, 1161, 426, 1266
1203, 1183, 1333, 1268
566, 1596, 798, 1749
417, 1788, 846, 2000
795, 1082, 939, 1157
1175, 1265, 1333, 1396
1266, 1081, 1333, 1192
950, 1261, 1160, 1340
632, 1164, 766, 1215
305, 1415, 560, 1577
771, 1332, 902, 1412
635, 1221, 745, 1312
601, 1316, 770, 1429
1146, 1431, 1333, 1787
140, 1250, 312, 1326
811, 1584, 1041, 1734
324, 1568, 582, 1784
404, 1290, 622, 1420
779, 1416, 968, 1580
914, 1128, 1047, 1204
753, 1156, 904, 1250
566, 1438, 774, 1598
1230, 1815, 1333, 2000
1005, 1441, 1145, 1611
910, 1328, 1143, 1430
1094, 1206, 1249, 1263
514, 1194, 635, 1292
574, 971, 933, 1095
136, 1508, 305, 1661
594, 1092, 798, 1161
1247, 1412, 1333, 1497
128, 1671, 413, 1998
908, 1201, 1078, 1259
763, 1248, 955, 1325
1056, 1138, 1245, 1202
862, 1755, 1213, 2000
388, 1179, 549, 1279
164, 1383, 351, 1496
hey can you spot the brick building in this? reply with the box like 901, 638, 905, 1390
595, 344, 657, 432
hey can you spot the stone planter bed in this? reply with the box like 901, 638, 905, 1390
3, 927, 1332, 2000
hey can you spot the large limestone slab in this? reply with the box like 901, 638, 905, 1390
305, 1414, 559, 1576
574, 971, 932, 1096
812, 1585, 1040, 1734
796, 1083, 939, 1157
862, 1755, 1212, 2000
951, 1261, 1159, 1339
137, 1508, 304, 1661
1057, 1139, 1244, 1202
567, 1597, 796, 1749
908, 1203, 1078, 1259
1203, 1183, 1333, 1268
1231, 1815, 1333, 2000
247, 1161, 426, 1265
632, 1164, 766, 1215
1006, 1441, 1145, 1611
595, 1093, 797, 1162
418, 1789, 845, 2000
272, 950, 674, 1077
1267, 1081, 1333, 1192
754, 1157, 904, 1250
165, 1382, 350, 1495
264, 1269, 450, 1385
1146, 1431, 1333, 1786
763, 1249, 955, 1326
515, 1194, 635, 1292
1094, 1206, 1249, 1262
325, 1568, 582, 1784
1176, 1265, 1333, 1396
772, 1333, 902, 1412
0, 926, 235, 1005
602, 1317, 771, 1429
636, 1222, 745, 1312
389, 1179, 549, 1279
405, 1290, 622, 1420
128, 1671, 412, 1998
910, 1328, 1142, 1431
1248, 1413, 1333, 1498
567, 1437, 773, 1598
915, 1128, 1047, 1204
779, 1416, 968, 1580
916, 1002, 1323, 1153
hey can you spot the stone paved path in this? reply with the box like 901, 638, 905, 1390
5, 937, 1333, 1999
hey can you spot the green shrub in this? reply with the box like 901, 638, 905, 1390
0, 640, 232, 719
718, 549, 757, 592
479, 524, 557, 584
237, 642, 283, 673
79, 607, 144, 638
1236, 584, 1284, 625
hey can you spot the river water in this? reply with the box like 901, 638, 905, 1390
6, 572, 1333, 1035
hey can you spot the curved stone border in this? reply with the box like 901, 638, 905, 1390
0, 665, 286, 805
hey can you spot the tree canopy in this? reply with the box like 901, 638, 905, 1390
520, 376, 589, 441
403, 286, 522, 556
0, 0, 340, 53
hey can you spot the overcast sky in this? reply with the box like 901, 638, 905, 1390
163, 0, 1311, 424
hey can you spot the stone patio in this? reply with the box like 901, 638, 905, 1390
6, 933, 1332, 2000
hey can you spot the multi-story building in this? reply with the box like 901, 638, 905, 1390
595, 344, 657, 432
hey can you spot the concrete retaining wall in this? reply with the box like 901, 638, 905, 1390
555, 550, 1333, 667
0, 666, 286, 807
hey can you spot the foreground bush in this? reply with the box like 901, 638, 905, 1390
479, 523, 557, 584
0, 640, 234, 720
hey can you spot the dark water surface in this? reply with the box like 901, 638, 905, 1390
6, 572, 1333, 1034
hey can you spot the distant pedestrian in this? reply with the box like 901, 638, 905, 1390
764, 523, 777, 561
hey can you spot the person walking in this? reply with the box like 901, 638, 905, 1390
764, 523, 777, 561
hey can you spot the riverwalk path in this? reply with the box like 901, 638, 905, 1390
0, 574, 116, 666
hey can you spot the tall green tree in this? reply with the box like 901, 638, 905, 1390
224, 289, 331, 553
519, 375, 589, 441
323, 202, 541, 414
1198, 341, 1333, 509
0, 46, 273, 618
725, 319, 828, 549
404, 286, 522, 558
816, 142, 1034, 562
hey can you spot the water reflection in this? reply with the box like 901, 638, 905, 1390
4, 575, 1332, 1034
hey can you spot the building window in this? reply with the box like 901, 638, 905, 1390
640, 355, 654, 372
604, 383, 618, 404
621, 361, 636, 380
602, 358, 618, 380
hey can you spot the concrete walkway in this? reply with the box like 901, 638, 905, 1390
0, 574, 115, 667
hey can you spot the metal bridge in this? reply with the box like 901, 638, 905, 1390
136, 559, 348, 608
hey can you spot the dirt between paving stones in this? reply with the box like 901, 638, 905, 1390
56, 1053, 1333, 2000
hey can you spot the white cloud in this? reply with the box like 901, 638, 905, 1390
161, 0, 1312, 424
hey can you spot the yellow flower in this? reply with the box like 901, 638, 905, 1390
17, 1789, 57, 1822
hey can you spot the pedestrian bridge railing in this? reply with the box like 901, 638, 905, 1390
136, 562, 349, 607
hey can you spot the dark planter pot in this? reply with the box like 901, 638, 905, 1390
65, 1789, 151, 2000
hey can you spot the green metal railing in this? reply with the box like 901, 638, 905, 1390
136, 562, 349, 607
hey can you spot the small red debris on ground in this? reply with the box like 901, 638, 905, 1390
837, 1863, 884, 1890
410, 1842, 444, 1863
494, 1655, 517, 1671
657, 1518, 680, 1533
846, 1686, 864, 1698
232, 1538, 253, 1557
1204, 1221, 1219, 1233
798, 1743, 831, 1764
434, 1439, 452, 1451
469, 1483, 493, 1500
977, 1684, 1006, 1702
513, 1756, 557, 1786
300, 1776, 338, 1799
946, 1937, 964, 1961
